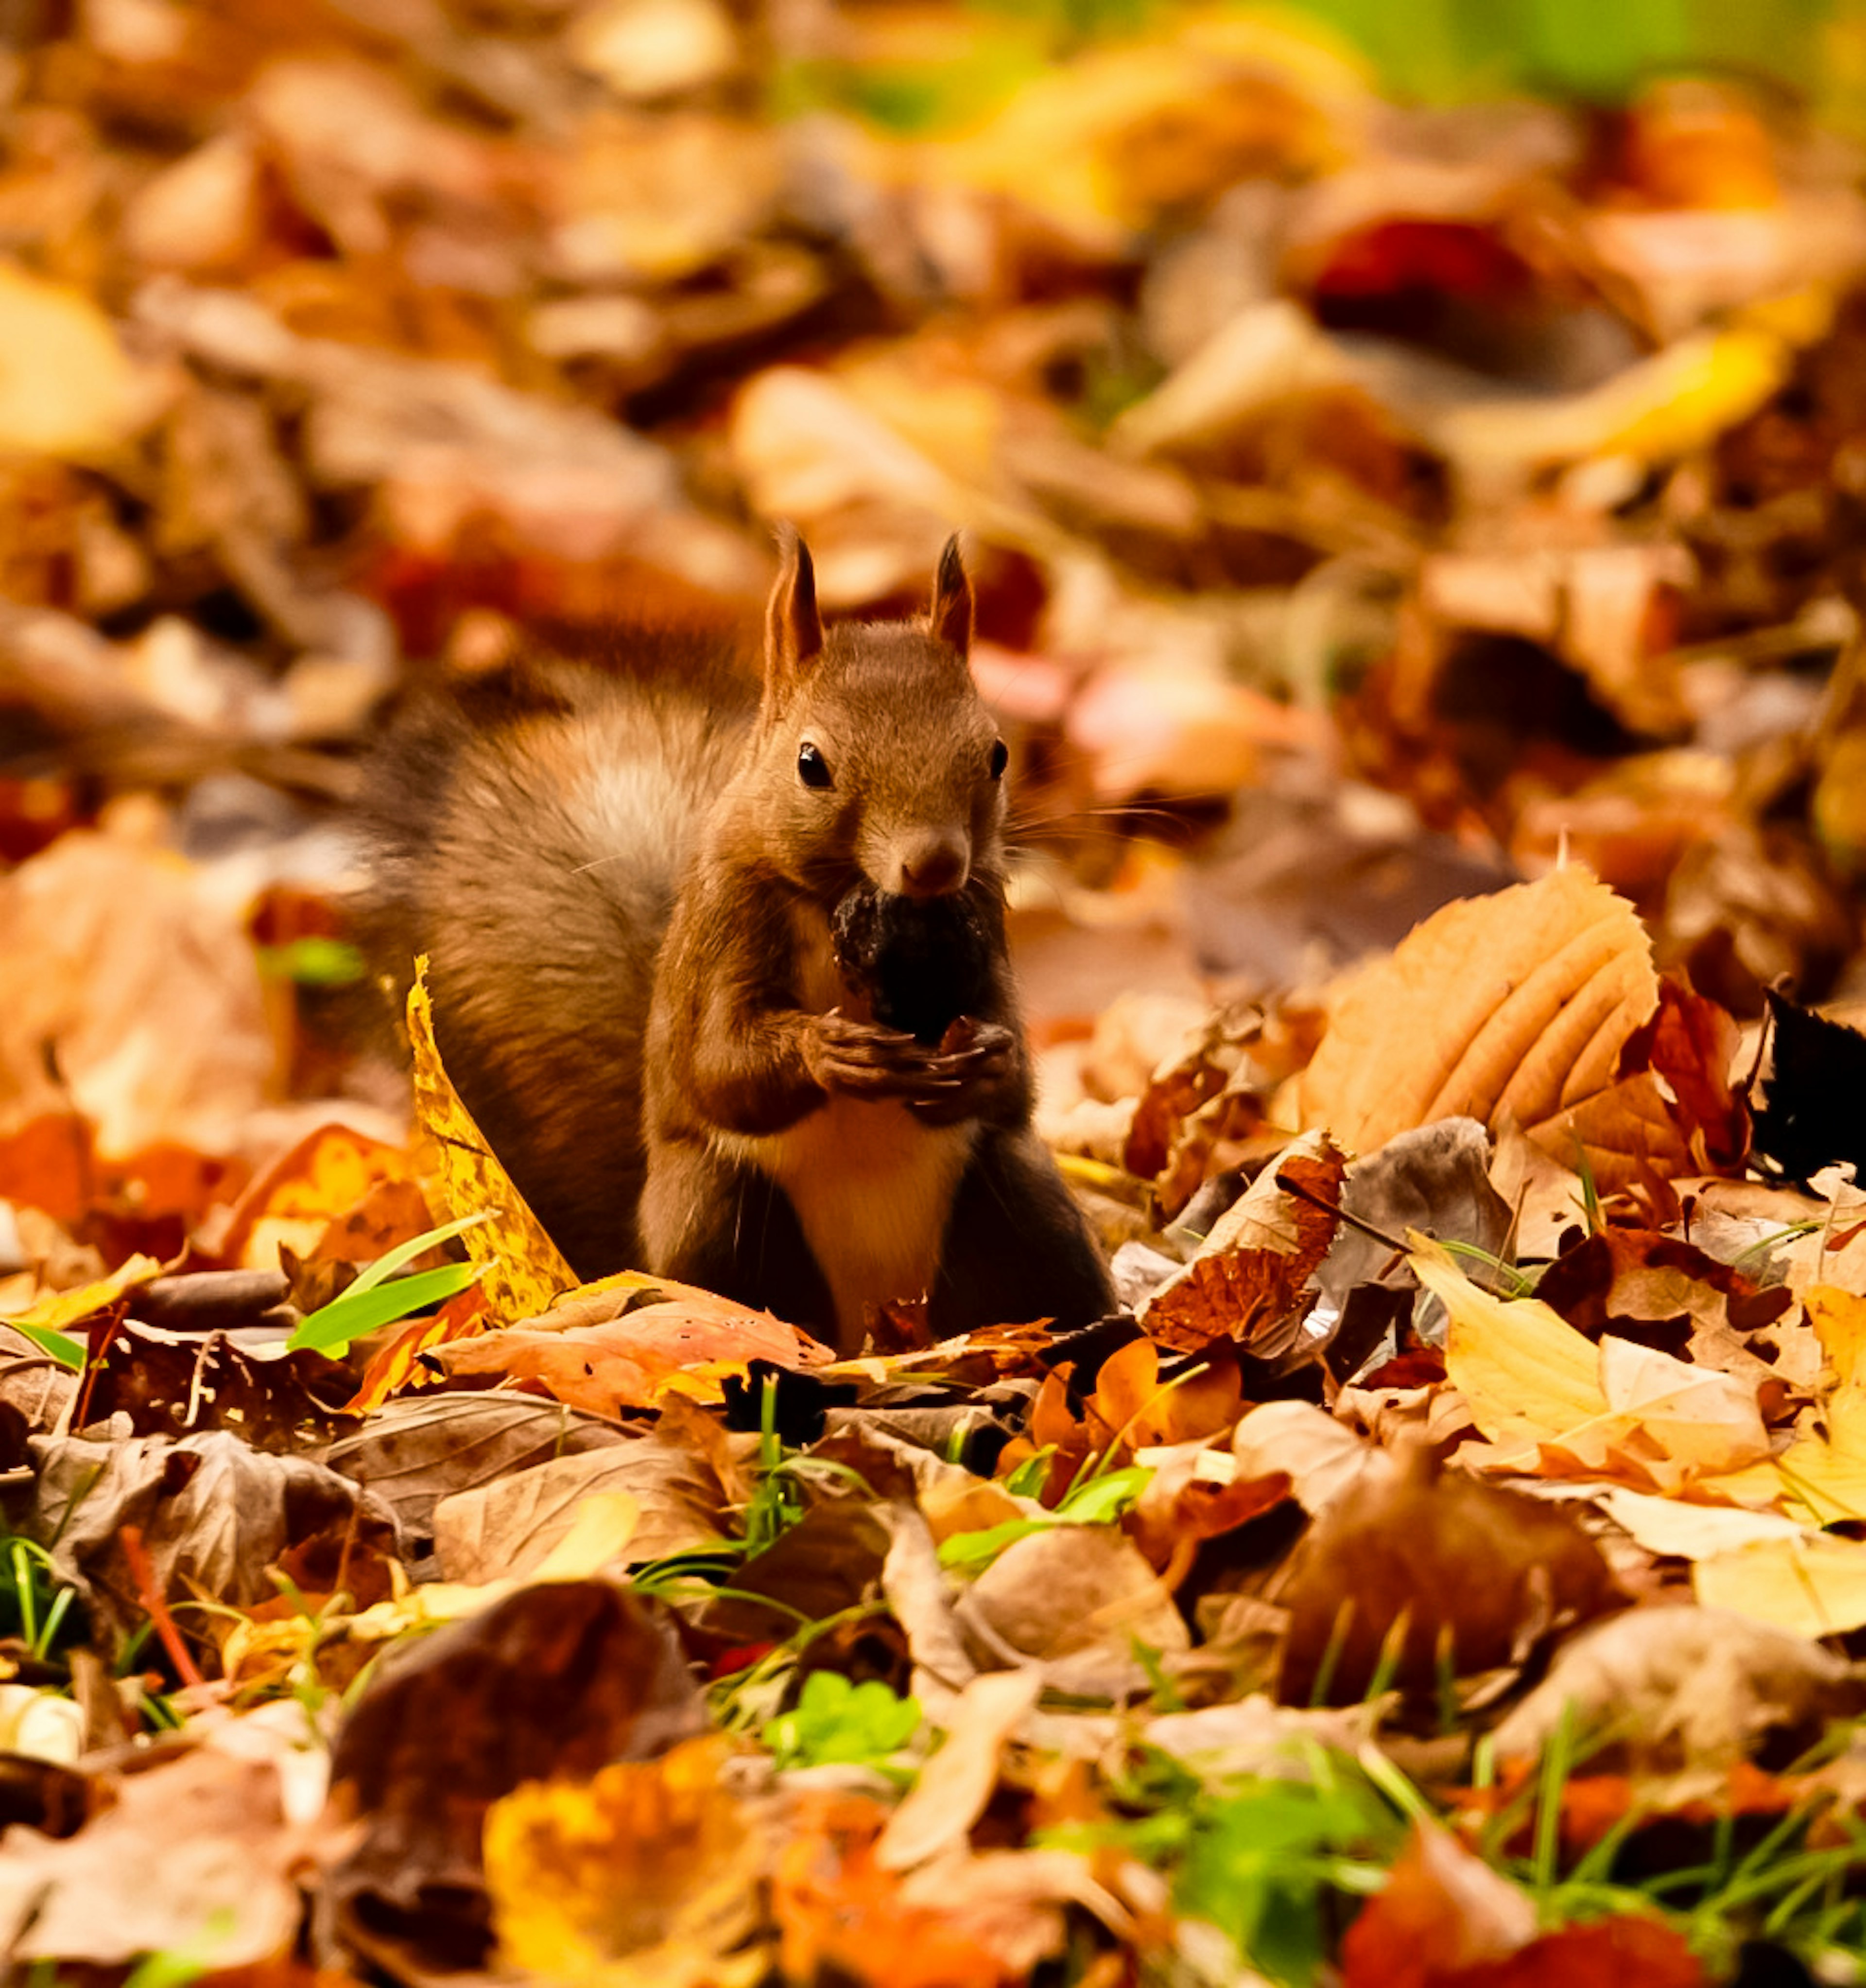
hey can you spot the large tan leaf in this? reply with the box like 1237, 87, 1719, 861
1301, 865, 1687, 1188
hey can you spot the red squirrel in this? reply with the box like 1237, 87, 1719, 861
360, 531, 1114, 1351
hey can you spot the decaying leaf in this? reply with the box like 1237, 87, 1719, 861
328, 1582, 708, 1962
23, 1428, 397, 1645
1143, 1130, 1344, 1350
0, 1712, 330, 1965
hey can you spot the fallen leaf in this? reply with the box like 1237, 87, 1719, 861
876, 1667, 1043, 1871
0, 1740, 321, 1965
1143, 1131, 1344, 1349
1692, 1532, 1866, 1639
432, 1436, 729, 1582
323, 1393, 635, 1538
0, 832, 275, 1157
406, 956, 577, 1329
1302, 867, 1691, 1189
485, 1733, 764, 1986
956, 1525, 1189, 1699
428, 1277, 829, 1413
1490, 1604, 1863, 1772
329, 1582, 708, 1963
1275, 1437, 1618, 1705
1416, 1240, 1609, 1451
23, 1428, 397, 1646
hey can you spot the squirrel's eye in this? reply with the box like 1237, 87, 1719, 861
797, 741, 833, 789
988, 738, 1009, 780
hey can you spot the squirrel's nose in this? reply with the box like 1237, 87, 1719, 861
895, 836, 969, 898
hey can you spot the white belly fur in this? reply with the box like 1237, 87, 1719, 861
747, 1102, 974, 1344
725, 894, 974, 1345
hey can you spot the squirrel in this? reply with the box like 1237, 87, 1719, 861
359, 529, 1114, 1353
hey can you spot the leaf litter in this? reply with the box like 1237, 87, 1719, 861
6, 1, 1866, 1982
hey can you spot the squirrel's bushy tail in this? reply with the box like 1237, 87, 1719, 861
356, 640, 752, 1276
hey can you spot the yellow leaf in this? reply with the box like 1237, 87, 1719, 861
1773, 1386, 1866, 1523
533, 1492, 641, 1580
486, 1734, 764, 1985
1303, 867, 1682, 1190
1806, 1286, 1866, 1389
0, 262, 162, 457
1595, 1337, 1770, 1474
1435, 324, 1791, 473
1693, 1533, 1866, 1639
4, 1254, 163, 1337
1414, 1239, 1608, 1450
407, 955, 576, 1326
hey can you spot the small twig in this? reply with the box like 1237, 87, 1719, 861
119, 1524, 206, 1692
1273, 1168, 1403, 1256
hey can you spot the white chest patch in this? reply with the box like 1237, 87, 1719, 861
728, 896, 974, 1348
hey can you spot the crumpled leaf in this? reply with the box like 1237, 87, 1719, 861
328, 1582, 708, 1962
486, 1732, 764, 1986
0, 1715, 330, 1965
1490, 1605, 1864, 1773
1274, 1436, 1618, 1706
1143, 1131, 1344, 1350
1301, 866, 1692, 1189
23, 1428, 397, 1644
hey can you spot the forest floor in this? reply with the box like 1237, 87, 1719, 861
5, 2, 1866, 1982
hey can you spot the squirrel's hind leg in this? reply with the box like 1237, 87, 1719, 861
647, 1147, 838, 1343
929, 1129, 1116, 1338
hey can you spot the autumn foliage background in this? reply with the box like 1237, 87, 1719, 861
7, 0, 1866, 1982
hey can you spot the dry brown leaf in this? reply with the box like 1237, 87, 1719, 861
1491, 1605, 1865, 1772
432, 1437, 729, 1583
876, 1668, 1043, 1872
1301, 865, 1691, 1189
0, 1722, 326, 1963
1143, 1130, 1344, 1350
956, 1527, 1189, 1699
1274, 1437, 1619, 1705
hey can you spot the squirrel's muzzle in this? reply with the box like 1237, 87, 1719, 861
890, 832, 970, 898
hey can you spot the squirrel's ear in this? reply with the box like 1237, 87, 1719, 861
929, 534, 972, 659
765, 525, 823, 686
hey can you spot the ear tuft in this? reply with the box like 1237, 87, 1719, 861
929, 534, 972, 659
765, 523, 823, 687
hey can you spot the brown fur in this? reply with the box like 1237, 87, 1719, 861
359, 538, 1113, 1347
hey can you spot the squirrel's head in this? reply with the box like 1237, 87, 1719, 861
753, 528, 1007, 902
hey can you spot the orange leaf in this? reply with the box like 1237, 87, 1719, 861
1302, 866, 1686, 1189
